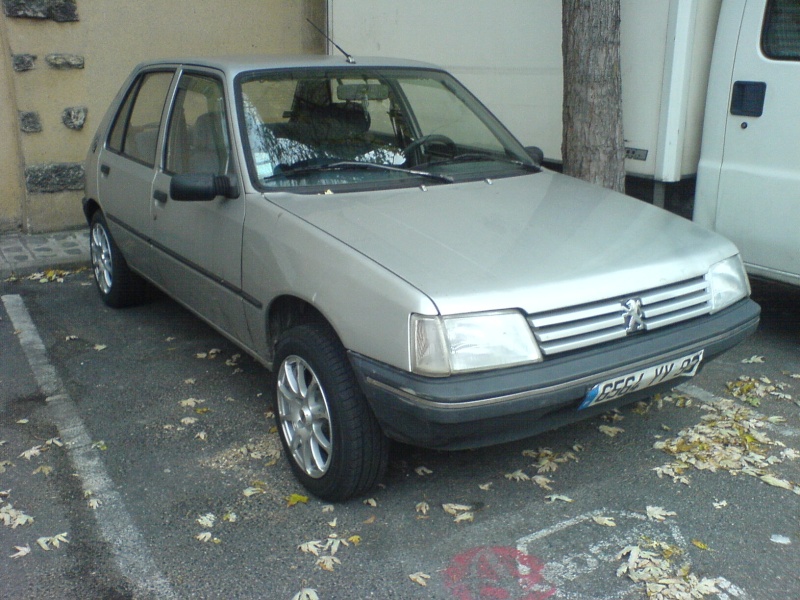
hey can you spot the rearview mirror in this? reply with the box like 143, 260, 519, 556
170, 174, 239, 201
337, 83, 390, 102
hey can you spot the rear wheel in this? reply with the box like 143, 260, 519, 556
89, 211, 146, 308
275, 323, 388, 501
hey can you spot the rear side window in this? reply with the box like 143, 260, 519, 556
762, 0, 800, 60
107, 71, 174, 166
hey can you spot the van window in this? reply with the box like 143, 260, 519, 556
762, 0, 800, 60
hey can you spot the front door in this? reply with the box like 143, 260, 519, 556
714, 0, 800, 285
150, 69, 251, 347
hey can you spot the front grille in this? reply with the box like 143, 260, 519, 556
528, 276, 712, 356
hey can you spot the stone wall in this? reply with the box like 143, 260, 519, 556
0, 0, 326, 233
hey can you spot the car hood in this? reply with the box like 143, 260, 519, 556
266, 170, 739, 315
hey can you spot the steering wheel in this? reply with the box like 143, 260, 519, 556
404, 134, 457, 161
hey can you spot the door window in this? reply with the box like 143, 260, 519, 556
762, 0, 800, 60
165, 74, 230, 175
107, 71, 174, 166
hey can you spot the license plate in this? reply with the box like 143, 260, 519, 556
579, 350, 704, 410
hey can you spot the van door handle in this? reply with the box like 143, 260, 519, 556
153, 190, 168, 203
100, 164, 110, 175
730, 81, 766, 117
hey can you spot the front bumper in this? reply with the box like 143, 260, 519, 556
349, 299, 760, 450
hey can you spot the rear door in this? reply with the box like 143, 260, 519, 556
712, 0, 800, 284
97, 69, 175, 277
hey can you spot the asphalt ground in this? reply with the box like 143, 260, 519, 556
1, 264, 799, 600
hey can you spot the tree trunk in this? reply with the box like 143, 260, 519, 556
562, 0, 625, 192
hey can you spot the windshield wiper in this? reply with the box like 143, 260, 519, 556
270, 160, 454, 184
428, 153, 540, 172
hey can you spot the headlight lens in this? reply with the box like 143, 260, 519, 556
411, 310, 542, 376
707, 255, 750, 313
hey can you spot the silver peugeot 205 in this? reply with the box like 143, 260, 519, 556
83, 55, 760, 500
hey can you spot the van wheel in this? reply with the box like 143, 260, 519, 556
274, 323, 388, 501
89, 211, 146, 308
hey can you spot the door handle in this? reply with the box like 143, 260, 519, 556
100, 164, 110, 175
730, 81, 766, 117
153, 190, 168, 203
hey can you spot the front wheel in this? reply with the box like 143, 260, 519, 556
274, 323, 388, 501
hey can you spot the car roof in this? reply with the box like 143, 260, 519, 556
134, 54, 443, 76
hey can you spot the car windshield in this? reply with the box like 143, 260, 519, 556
237, 67, 538, 191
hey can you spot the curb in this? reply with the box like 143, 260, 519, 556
0, 229, 90, 281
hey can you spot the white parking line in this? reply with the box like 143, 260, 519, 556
2, 294, 176, 600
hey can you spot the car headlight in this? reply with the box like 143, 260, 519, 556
410, 310, 542, 376
707, 255, 750, 313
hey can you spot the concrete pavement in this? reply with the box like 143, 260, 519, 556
0, 228, 90, 280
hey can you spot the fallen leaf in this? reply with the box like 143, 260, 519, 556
770, 535, 791, 545
593, 515, 617, 527
181, 417, 198, 425
454, 511, 475, 523
646, 506, 677, 522
760, 474, 793, 491
545, 494, 574, 503
298, 540, 324, 556
65, 335, 78, 341
415, 501, 430, 516
32, 465, 53, 476
363, 515, 376, 524
691, 539, 711, 551
442, 503, 472, 515
243, 487, 265, 497
88, 498, 102, 510
532, 475, 554, 491
328, 518, 337, 528
599, 425, 624, 438
347, 535, 361, 545
179, 398, 204, 408
10, 545, 30, 559
479, 482, 493, 491
91, 440, 107, 451
414, 466, 433, 476
290, 589, 319, 600
712, 499, 728, 509
16, 419, 29, 424
287, 493, 309, 507
93, 344, 107, 351
194, 431, 207, 441
741, 355, 765, 364
197, 513, 216, 528
409, 572, 431, 586
363, 498, 377, 507
19, 445, 43, 460
316, 555, 341, 571
505, 469, 530, 482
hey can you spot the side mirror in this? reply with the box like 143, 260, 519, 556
170, 174, 239, 201
524, 146, 544, 167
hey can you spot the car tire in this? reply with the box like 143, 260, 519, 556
89, 211, 147, 308
275, 323, 389, 501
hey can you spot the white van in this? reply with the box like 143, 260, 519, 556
694, 0, 800, 287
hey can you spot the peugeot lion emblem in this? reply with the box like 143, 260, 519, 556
622, 298, 646, 334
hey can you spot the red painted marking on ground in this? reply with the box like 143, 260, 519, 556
443, 546, 556, 600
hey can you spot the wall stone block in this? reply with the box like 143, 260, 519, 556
61, 106, 87, 130
2, 0, 78, 22
12, 54, 37, 71
45, 53, 84, 69
25, 163, 84, 193
19, 111, 42, 133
